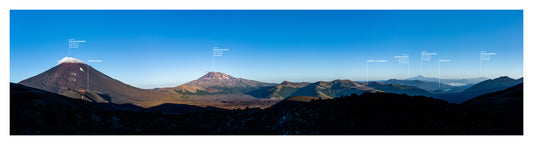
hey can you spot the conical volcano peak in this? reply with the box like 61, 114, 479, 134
58, 57, 85, 64
493, 76, 513, 81
179, 72, 275, 88
410, 75, 425, 79
199, 72, 235, 80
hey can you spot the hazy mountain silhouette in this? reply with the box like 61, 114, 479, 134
382, 79, 455, 92
434, 76, 523, 103
463, 76, 522, 93
407, 75, 488, 86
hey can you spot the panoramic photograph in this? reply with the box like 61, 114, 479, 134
9, 10, 523, 135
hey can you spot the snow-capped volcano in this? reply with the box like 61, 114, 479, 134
181, 72, 275, 88
199, 72, 235, 80
58, 57, 85, 64
166, 72, 276, 93
19, 57, 187, 108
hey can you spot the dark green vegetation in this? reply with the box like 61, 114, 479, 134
11, 82, 522, 135
266, 86, 301, 99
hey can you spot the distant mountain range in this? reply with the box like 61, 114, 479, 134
268, 76, 519, 103
434, 76, 523, 103
11, 57, 523, 135
258, 79, 433, 99
382, 79, 455, 91
153, 72, 437, 100
14, 57, 522, 108
379, 75, 493, 95
406, 75, 488, 86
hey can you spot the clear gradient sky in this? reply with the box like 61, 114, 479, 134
10, 10, 523, 89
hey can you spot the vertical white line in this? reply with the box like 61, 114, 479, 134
407, 55, 410, 78
366, 61, 368, 84
420, 52, 423, 76
480, 58, 482, 78
87, 65, 89, 90
439, 61, 441, 88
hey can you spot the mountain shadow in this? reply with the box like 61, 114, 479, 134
11, 82, 522, 135
10, 83, 226, 135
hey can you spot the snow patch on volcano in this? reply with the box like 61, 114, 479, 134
58, 57, 85, 64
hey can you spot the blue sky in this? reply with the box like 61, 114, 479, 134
10, 10, 523, 89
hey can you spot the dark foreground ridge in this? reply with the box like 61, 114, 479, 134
11, 83, 522, 135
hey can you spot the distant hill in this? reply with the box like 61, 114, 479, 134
288, 81, 338, 99
264, 80, 372, 99
263, 81, 311, 99
366, 82, 433, 96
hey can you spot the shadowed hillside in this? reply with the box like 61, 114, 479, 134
10, 83, 223, 135
11, 82, 522, 135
